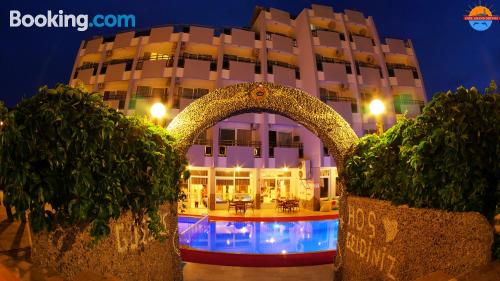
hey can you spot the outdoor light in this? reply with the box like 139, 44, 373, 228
369, 99, 385, 116
187, 164, 193, 170
282, 166, 289, 172
235, 165, 242, 172
369, 98, 386, 135
150, 102, 167, 119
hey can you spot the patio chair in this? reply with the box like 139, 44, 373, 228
228, 200, 237, 212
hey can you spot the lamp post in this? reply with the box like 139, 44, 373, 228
150, 102, 167, 126
369, 98, 386, 135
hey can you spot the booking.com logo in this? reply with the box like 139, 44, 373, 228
9, 10, 136, 31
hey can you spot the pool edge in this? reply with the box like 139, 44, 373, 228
181, 248, 336, 267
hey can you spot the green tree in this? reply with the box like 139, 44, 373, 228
343, 85, 499, 258
0, 85, 187, 240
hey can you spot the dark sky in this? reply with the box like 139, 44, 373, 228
0, 0, 498, 107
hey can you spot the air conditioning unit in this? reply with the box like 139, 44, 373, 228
97, 83, 105, 90
298, 160, 311, 180
105, 50, 113, 57
366, 55, 375, 64
334, 49, 343, 58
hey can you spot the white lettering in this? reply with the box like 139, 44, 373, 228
10, 10, 21, 27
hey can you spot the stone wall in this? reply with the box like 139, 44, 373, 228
339, 196, 493, 281
31, 204, 182, 281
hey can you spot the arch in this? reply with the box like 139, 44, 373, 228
167, 82, 358, 274
167, 82, 358, 167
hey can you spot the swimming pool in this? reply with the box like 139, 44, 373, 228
178, 215, 338, 266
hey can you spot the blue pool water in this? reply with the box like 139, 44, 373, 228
178, 216, 338, 254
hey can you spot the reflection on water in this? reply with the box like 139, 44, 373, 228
178, 217, 338, 254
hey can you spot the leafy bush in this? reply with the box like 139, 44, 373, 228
343, 84, 499, 258
0, 84, 187, 240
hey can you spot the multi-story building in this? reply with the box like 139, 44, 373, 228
69, 4, 426, 211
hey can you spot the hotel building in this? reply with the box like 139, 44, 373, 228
69, 4, 426, 211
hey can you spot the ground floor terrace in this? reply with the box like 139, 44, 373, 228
182, 165, 340, 212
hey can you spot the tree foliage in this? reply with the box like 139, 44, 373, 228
343, 85, 499, 257
0, 84, 187, 240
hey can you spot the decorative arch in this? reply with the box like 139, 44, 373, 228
167, 82, 358, 274
167, 82, 358, 167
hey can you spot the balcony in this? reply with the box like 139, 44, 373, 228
356, 61, 383, 85
393, 98, 424, 118
219, 140, 262, 147
128, 87, 168, 110
320, 89, 357, 124
266, 32, 297, 54
349, 33, 375, 52
222, 54, 261, 81
222, 28, 259, 47
177, 87, 210, 109
177, 53, 217, 80
136, 53, 174, 78
311, 28, 346, 49
316, 55, 352, 83
103, 90, 127, 110
73, 62, 99, 83
384, 38, 412, 54
267, 60, 300, 87
100, 59, 134, 82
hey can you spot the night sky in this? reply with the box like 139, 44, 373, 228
0, 0, 498, 107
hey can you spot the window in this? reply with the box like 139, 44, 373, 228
237, 129, 252, 146
323, 146, 330, 156
179, 87, 209, 100
220, 129, 235, 142
277, 132, 292, 147
254, 147, 261, 158
219, 146, 227, 157
204, 146, 212, 156
320, 178, 329, 198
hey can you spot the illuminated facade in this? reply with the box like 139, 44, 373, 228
69, 4, 426, 210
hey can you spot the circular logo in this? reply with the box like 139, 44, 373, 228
468, 6, 493, 31
250, 84, 269, 101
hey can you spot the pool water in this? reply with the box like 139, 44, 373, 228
178, 216, 338, 254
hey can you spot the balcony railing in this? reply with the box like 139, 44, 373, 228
386, 63, 419, 79
100, 58, 134, 74
315, 54, 352, 74
218, 140, 262, 147
393, 99, 425, 114
136, 53, 174, 70
385, 37, 412, 48
311, 28, 346, 41
222, 54, 261, 74
177, 53, 217, 71
73, 62, 99, 78
267, 60, 300, 79
355, 61, 383, 78
349, 33, 376, 46
269, 141, 303, 148
265, 31, 297, 47
222, 27, 260, 40
103, 90, 127, 109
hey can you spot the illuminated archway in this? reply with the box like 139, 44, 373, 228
167, 82, 358, 272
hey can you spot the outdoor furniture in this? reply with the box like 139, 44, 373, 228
245, 200, 255, 213
228, 200, 237, 212
234, 201, 246, 214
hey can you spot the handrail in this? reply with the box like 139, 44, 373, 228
179, 215, 209, 245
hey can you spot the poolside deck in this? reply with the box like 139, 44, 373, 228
180, 207, 339, 221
